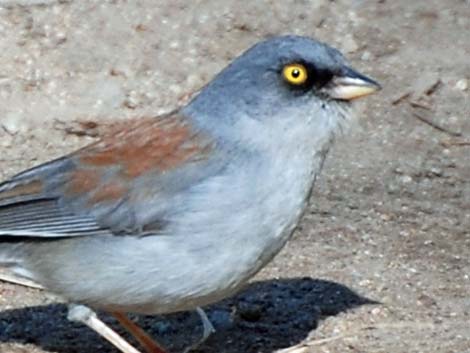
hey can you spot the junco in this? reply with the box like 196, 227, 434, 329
0, 35, 379, 353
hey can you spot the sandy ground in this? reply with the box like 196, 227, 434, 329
0, 0, 469, 352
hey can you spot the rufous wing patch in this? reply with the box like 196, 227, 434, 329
88, 181, 127, 204
65, 169, 102, 195
77, 114, 212, 178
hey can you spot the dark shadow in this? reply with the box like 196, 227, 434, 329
0, 278, 377, 353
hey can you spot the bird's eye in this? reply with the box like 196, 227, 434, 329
282, 64, 308, 85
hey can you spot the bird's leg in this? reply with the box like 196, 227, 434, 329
112, 311, 168, 353
196, 307, 216, 343
67, 304, 143, 353
183, 307, 216, 353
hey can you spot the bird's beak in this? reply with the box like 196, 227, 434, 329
327, 68, 381, 101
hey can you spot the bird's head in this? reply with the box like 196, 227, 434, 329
184, 35, 380, 148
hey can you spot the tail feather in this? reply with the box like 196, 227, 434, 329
0, 268, 43, 289
0, 242, 41, 287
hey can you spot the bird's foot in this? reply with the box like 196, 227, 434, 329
68, 304, 144, 353
182, 307, 216, 353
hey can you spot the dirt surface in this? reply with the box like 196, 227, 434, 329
0, 1, 469, 352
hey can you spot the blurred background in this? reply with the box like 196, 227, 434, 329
0, 1, 469, 352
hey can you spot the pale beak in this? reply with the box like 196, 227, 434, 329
327, 68, 381, 101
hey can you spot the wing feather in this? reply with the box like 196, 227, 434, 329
0, 112, 216, 238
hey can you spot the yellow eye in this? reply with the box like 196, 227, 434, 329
282, 64, 308, 85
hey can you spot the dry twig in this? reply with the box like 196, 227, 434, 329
412, 112, 462, 137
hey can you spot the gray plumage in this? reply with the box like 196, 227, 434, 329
0, 35, 379, 315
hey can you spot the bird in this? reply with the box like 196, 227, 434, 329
0, 35, 380, 353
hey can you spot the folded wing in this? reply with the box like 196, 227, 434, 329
0, 112, 215, 238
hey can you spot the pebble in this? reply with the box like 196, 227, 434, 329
455, 78, 468, 91
361, 51, 372, 61
124, 90, 140, 109
401, 175, 413, 184
371, 307, 382, 315
342, 33, 359, 54
1, 112, 27, 135
237, 302, 263, 322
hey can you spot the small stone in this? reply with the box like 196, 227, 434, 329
348, 11, 360, 25
237, 302, 263, 322
123, 90, 140, 109
455, 78, 468, 91
429, 167, 443, 177
168, 84, 182, 95
371, 307, 382, 315
342, 34, 359, 54
361, 51, 372, 61
2, 112, 27, 135
401, 175, 413, 184
380, 213, 392, 221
